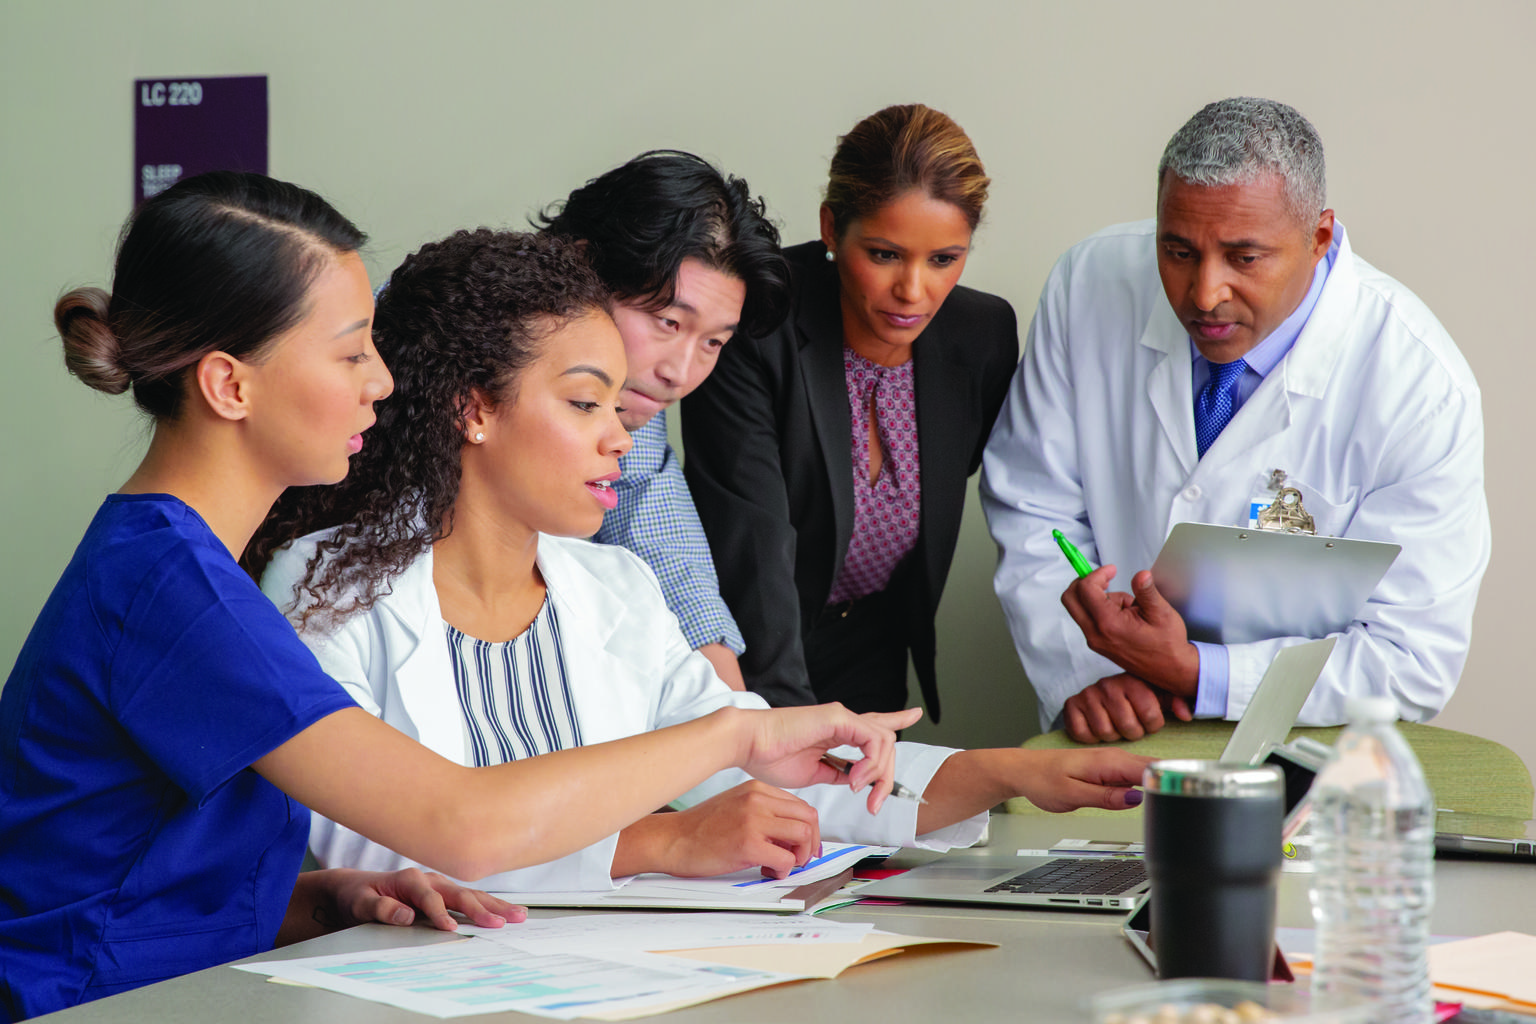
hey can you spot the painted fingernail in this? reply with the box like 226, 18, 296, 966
1125, 789, 1144, 807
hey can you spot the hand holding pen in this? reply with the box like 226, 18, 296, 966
734, 704, 920, 814
1053, 528, 1096, 578
819, 753, 928, 805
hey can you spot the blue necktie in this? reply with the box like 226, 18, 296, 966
1194, 358, 1247, 458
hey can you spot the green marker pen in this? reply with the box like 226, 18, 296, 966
1052, 528, 1095, 578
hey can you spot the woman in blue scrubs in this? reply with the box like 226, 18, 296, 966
0, 172, 915, 1021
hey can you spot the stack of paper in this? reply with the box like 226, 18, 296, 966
235, 911, 993, 1020
1279, 928, 1536, 1017
1427, 931, 1536, 1016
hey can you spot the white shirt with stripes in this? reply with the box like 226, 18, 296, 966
444, 600, 584, 766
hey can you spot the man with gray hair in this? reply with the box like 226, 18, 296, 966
982, 97, 1488, 742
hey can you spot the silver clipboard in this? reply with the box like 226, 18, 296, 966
1149, 523, 1400, 646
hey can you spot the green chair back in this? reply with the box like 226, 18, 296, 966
1006, 720, 1534, 821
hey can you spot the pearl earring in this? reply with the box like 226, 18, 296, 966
825, 250, 835, 262
473, 432, 485, 442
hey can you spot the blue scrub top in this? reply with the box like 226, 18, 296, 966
0, 495, 356, 1021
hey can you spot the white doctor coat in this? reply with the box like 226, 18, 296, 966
262, 531, 981, 891
982, 219, 1488, 732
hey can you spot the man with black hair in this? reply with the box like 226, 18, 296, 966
539, 152, 791, 690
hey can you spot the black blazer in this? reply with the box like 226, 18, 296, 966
682, 240, 1019, 721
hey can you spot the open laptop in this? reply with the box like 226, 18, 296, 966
1434, 811, 1536, 861
856, 638, 1337, 912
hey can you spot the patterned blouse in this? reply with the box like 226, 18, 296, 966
826, 347, 922, 605
443, 599, 583, 766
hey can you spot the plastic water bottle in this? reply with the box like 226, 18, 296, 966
1308, 695, 1435, 1023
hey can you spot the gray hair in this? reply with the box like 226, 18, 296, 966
1157, 98, 1326, 225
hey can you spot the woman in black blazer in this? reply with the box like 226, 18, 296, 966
682, 104, 1019, 720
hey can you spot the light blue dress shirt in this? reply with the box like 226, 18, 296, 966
1191, 241, 1336, 718
591, 410, 746, 655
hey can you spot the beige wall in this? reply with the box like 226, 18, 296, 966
2, 1, 1531, 799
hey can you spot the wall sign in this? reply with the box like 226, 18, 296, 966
134, 75, 267, 203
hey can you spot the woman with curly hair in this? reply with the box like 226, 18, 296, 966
0, 175, 914, 1021
253, 228, 1149, 894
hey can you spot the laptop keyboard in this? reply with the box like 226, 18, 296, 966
985, 857, 1147, 896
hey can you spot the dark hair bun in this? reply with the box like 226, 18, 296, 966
55, 287, 130, 395
55, 172, 367, 419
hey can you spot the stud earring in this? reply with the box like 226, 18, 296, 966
473, 432, 485, 443
825, 250, 835, 262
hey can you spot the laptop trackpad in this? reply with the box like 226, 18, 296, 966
912, 866, 1014, 881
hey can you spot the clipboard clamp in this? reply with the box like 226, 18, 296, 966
1256, 486, 1316, 535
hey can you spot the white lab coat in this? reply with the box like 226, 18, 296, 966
262, 531, 982, 891
982, 219, 1488, 732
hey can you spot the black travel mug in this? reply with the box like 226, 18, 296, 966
1143, 760, 1284, 982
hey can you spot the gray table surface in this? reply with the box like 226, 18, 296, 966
33, 813, 1535, 1024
